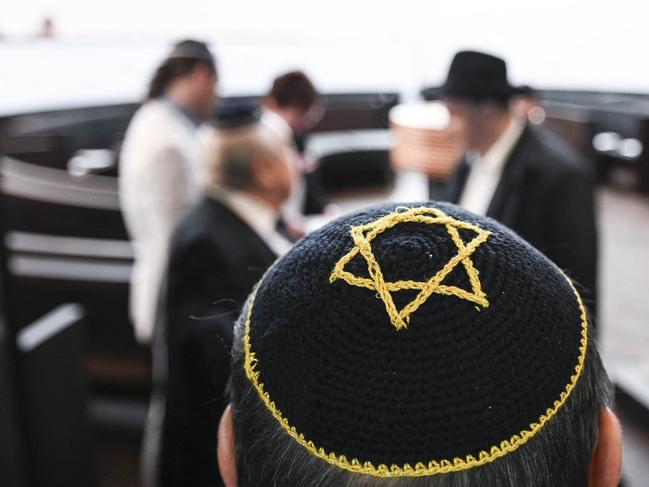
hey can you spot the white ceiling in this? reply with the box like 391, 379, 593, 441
1, 0, 648, 113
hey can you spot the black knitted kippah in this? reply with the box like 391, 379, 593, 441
242, 202, 588, 477
213, 102, 260, 129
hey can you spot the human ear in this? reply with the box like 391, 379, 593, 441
589, 408, 622, 487
217, 404, 238, 487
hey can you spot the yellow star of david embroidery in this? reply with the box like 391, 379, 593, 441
329, 207, 491, 330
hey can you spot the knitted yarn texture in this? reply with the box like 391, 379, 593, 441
242, 202, 588, 477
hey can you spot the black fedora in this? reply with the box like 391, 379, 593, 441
442, 50, 515, 102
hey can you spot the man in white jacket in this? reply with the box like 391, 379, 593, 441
120, 40, 218, 343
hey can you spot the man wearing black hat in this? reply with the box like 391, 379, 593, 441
154, 109, 294, 487
120, 39, 218, 344
216, 202, 621, 487
442, 50, 598, 321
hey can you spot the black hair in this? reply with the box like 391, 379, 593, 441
146, 57, 216, 100
228, 318, 610, 487
267, 71, 320, 112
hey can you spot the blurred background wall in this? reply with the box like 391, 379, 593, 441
2, 0, 649, 113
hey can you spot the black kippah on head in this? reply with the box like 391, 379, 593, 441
213, 101, 260, 129
241, 202, 588, 478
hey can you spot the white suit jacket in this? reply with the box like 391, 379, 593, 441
119, 99, 201, 343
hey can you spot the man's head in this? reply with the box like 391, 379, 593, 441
218, 203, 621, 487
442, 51, 515, 153
147, 39, 218, 120
263, 71, 322, 134
511, 85, 546, 125
203, 109, 295, 209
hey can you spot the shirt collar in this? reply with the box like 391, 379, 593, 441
161, 96, 203, 130
470, 119, 524, 173
210, 188, 280, 238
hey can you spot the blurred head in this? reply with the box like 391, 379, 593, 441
263, 71, 322, 134
204, 122, 295, 210
441, 50, 515, 152
217, 202, 621, 487
147, 39, 218, 120
443, 96, 511, 151
511, 85, 546, 125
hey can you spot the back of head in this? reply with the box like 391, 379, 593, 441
147, 39, 216, 100
267, 70, 320, 112
227, 202, 611, 487
201, 104, 284, 191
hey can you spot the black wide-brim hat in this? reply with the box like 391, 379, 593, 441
442, 50, 516, 102
241, 202, 588, 478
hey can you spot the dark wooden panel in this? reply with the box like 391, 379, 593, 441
543, 114, 597, 160
17, 306, 94, 487
312, 93, 400, 132
2, 195, 128, 240
318, 149, 393, 192
0, 249, 27, 487
0, 134, 71, 169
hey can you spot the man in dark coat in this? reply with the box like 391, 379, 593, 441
150, 109, 295, 487
442, 51, 598, 319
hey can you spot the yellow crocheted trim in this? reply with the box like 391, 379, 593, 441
243, 208, 589, 478
329, 207, 491, 330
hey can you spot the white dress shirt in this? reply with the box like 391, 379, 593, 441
260, 109, 294, 145
216, 189, 293, 257
119, 99, 203, 343
459, 120, 524, 216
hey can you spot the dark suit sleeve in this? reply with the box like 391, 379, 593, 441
545, 167, 598, 317
444, 158, 469, 204
167, 238, 237, 388
162, 236, 236, 487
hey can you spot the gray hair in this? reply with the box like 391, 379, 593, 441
200, 123, 283, 191
228, 307, 611, 487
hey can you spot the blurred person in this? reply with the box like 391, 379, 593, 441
119, 39, 218, 343
38, 17, 55, 38
153, 107, 295, 487
443, 50, 598, 321
262, 70, 322, 145
262, 70, 331, 224
217, 202, 620, 487
512, 84, 546, 125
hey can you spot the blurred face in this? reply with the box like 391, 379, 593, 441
270, 144, 295, 203
191, 63, 218, 120
443, 97, 480, 149
512, 96, 546, 125
252, 142, 296, 209
275, 104, 324, 135
443, 97, 508, 151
